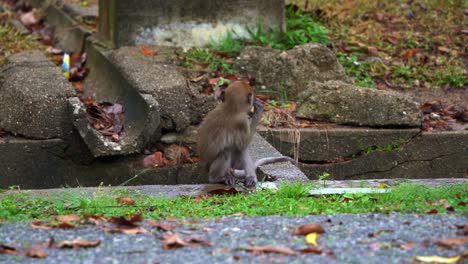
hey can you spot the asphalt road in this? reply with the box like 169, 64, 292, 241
0, 213, 466, 263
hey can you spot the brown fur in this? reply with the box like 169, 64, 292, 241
198, 81, 257, 186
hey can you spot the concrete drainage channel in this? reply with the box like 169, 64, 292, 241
0, 0, 466, 190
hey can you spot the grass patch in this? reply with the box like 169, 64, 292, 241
0, 23, 43, 66
1, 183, 466, 222
183, 48, 236, 74
247, 5, 329, 49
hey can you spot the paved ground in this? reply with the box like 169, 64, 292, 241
0, 214, 466, 263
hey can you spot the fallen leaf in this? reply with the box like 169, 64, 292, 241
30, 220, 75, 229
293, 224, 325, 235
425, 208, 438, 214
437, 46, 451, 53
207, 188, 240, 195
20, 11, 39, 26
455, 225, 468, 236
140, 45, 157, 56
435, 237, 468, 248
185, 237, 212, 247
161, 233, 189, 249
103, 226, 150, 235
55, 239, 101, 249
367, 46, 379, 56
368, 229, 394, 237
143, 152, 166, 168
414, 255, 460, 263
401, 48, 422, 59
378, 183, 388, 189
299, 247, 323, 254
375, 12, 384, 21
0, 244, 19, 255
25, 245, 46, 258
305, 233, 319, 246
117, 197, 135, 206
240, 246, 297, 256
148, 221, 182, 231
55, 214, 80, 222
400, 241, 414, 249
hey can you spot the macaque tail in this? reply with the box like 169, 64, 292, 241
233, 156, 297, 178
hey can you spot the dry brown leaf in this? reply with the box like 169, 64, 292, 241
293, 224, 325, 235
367, 46, 379, 56
185, 237, 212, 247
425, 208, 438, 214
0, 244, 19, 255
400, 241, 414, 249
299, 247, 323, 254
106, 226, 150, 235
437, 46, 451, 53
55, 239, 101, 249
207, 188, 240, 195
148, 221, 182, 231
161, 233, 189, 249
143, 152, 166, 168
30, 220, 52, 230
30, 220, 75, 229
435, 237, 468, 248
140, 45, 157, 56
368, 229, 394, 237
455, 225, 468, 236
20, 11, 39, 26
55, 214, 80, 222
117, 197, 135, 206
401, 48, 421, 59
240, 246, 297, 256
25, 245, 46, 259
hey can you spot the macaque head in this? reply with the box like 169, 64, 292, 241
224, 81, 254, 113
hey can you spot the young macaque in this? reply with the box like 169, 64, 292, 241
197, 81, 296, 187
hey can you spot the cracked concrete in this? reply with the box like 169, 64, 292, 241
296, 131, 468, 180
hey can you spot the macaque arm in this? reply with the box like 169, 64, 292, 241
249, 101, 264, 133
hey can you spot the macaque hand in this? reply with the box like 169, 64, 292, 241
253, 101, 264, 115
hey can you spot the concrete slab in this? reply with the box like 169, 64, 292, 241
309, 188, 389, 195
0, 51, 75, 139
98, 0, 285, 47
3, 178, 465, 199
259, 127, 420, 161
78, 38, 162, 157
250, 133, 308, 182
0, 133, 307, 189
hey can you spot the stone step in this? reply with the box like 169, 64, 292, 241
260, 127, 468, 180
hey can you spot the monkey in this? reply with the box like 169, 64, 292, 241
197, 81, 296, 187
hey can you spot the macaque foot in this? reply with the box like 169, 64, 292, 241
224, 168, 238, 186
244, 176, 257, 188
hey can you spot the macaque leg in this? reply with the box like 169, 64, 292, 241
208, 152, 232, 184
239, 150, 257, 187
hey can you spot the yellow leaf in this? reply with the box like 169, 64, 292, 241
378, 183, 388, 189
414, 255, 460, 263
305, 233, 319, 246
